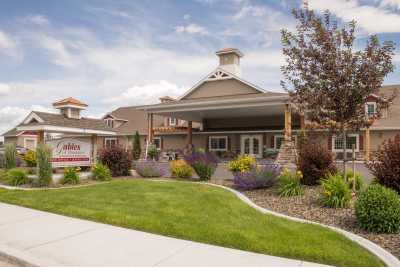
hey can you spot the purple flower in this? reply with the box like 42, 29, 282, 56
184, 151, 219, 180
135, 160, 167, 178
233, 163, 281, 190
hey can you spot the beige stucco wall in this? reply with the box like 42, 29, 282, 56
370, 130, 400, 152
184, 79, 260, 99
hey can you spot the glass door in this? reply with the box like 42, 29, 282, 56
241, 135, 263, 158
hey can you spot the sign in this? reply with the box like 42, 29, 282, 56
47, 138, 92, 167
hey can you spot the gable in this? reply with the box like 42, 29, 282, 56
183, 79, 263, 100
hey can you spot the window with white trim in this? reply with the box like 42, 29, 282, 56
333, 134, 359, 152
366, 102, 376, 117
168, 117, 177, 126
153, 137, 162, 150
105, 119, 114, 128
105, 138, 117, 148
209, 136, 228, 151
274, 135, 297, 150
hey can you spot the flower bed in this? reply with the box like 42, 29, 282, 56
242, 185, 400, 258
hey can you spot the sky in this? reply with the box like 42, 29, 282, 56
1, 0, 400, 139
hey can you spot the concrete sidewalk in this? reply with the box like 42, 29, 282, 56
0, 203, 331, 267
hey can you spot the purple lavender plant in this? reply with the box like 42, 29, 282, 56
184, 151, 219, 180
135, 160, 167, 178
233, 163, 281, 190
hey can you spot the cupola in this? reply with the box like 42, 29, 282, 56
52, 97, 88, 119
215, 48, 243, 77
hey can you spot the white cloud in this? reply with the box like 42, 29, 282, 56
0, 30, 20, 59
0, 83, 11, 96
37, 35, 76, 68
175, 23, 208, 35
105, 80, 186, 107
23, 14, 50, 25
233, 5, 267, 20
379, 0, 400, 9
308, 0, 400, 33
183, 14, 191, 20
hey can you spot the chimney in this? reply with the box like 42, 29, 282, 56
215, 48, 243, 77
52, 97, 88, 119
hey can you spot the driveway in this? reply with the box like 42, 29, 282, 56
0, 203, 330, 267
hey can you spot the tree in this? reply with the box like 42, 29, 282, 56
132, 131, 141, 160
281, 5, 395, 177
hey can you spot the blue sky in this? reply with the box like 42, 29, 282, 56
1, 0, 400, 136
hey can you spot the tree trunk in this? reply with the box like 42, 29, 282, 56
342, 129, 347, 181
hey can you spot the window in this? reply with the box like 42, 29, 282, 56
153, 137, 162, 150
105, 138, 117, 148
274, 135, 297, 150
168, 117, 177, 126
366, 102, 376, 117
333, 134, 359, 152
23, 138, 37, 150
105, 119, 114, 128
209, 136, 228, 151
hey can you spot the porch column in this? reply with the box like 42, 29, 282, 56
147, 113, 154, 144
187, 121, 193, 145
38, 130, 45, 144
300, 114, 305, 130
91, 134, 97, 164
365, 127, 371, 161
284, 103, 292, 141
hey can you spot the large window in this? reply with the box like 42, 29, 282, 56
153, 137, 162, 150
209, 136, 228, 151
168, 118, 177, 126
333, 134, 359, 152
105, 119, 114, 128
366, 102, 376, 117
105, 138, 117, 148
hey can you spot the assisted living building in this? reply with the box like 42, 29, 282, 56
2, 48, 400, 163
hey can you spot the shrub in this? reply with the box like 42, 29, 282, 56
5, 144, 17, 169
99, 146, 132, 177
147, 145, 159, 160
298, 143, 337, 185
61, 167, 80, 185
0, 153, 5, 168
0, 169, 8, 182
36, 144, 52, 186
278, 169, 303, 197
91, 163, 112, 181
6, 168, 29, 186
228, 155, 256, 173
184, 151, 219, 180
136, 160, 166, 178
346, 171, 364, 191
367, 134, 400, 193
23, 150, 37, 167
320, 173, 352, 208
132, 131, 141, 160
233, 162, 280, 190
170, 160, 192, 179
355, 184, 400, 233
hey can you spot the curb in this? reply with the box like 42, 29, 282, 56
0, 181, 110, 191
205, 182, 400, 267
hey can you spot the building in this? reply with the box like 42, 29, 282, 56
2, 48, 400, 163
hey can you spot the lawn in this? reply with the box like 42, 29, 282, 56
0, 179, 384, 267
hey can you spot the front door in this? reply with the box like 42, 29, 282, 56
240, 135, 263, 158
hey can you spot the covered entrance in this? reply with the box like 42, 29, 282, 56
240, 134, 263, 158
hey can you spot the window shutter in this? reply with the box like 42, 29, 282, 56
206, 136, 209, 152
227, 136, 231, 151
359, 134, 364, 151
270, 135, 274, 148
328, 135, 332, 150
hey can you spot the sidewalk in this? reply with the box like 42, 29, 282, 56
0, 203, 331, 267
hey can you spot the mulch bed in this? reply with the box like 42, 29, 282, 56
240, 185, 400, 259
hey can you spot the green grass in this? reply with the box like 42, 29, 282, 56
0, 179, 384, 267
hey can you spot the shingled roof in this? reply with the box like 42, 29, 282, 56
53, 97, 88, 107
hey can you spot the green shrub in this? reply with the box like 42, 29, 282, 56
228, 155, 256, 173
61, 167, 80, 185
36, 144, 53, 186
5, 144, 17, 169
170, 160, 192, 179
184, 151, 219, 181
91, 163, 112, 181
147, 145, 159, 160
298, 143, 337, 185
355, 184, 400, 233
0, 169, 7, 182
0, 153, 5, 168
278, 169, 303, 197
6, 168, 29, 186
23, 150, 37, 167
320, 173, 352, 208
346, 171, 364, 191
